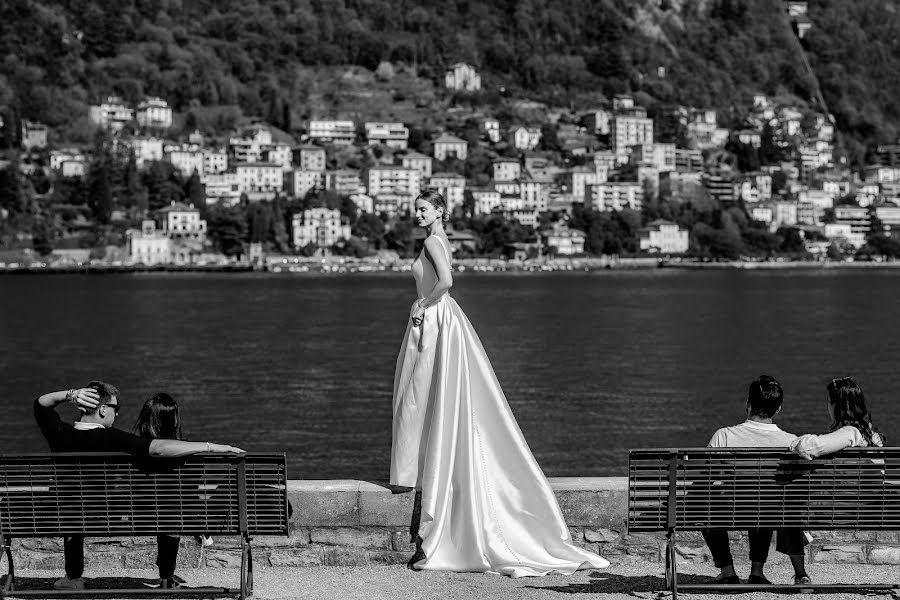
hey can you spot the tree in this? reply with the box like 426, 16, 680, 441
184, 172, 206, 213
86, 163, 113, 225
207, 204, 248, 258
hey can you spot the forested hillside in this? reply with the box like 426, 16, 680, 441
1, 0, 897, 156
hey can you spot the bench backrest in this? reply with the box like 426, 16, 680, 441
629, 448, 900, 532
0, 453, 288, 538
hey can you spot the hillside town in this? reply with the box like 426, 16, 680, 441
2, 1, 900, 270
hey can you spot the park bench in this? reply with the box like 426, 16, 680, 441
0, 452, 288, 599
628, 447, 900, 598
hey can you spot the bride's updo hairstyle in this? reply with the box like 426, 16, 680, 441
416, 189, 449, 222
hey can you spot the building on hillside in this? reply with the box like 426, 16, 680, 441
367, 166, 421, 199
165, 143, 203, 175
873, 205, 900, 233
774, 201, 799, 227
585, 182, 644, 212
865, 165, 900, 184
470, 188, 501, 215
326, 170, 364, 196
562, 167, 601, 201
444, 62, 481, 92
483, 118, 500, 143
876, 144, 900, 167
824, 222, 865, 248
235, 163, 284, 195
157, 202, 207, 243
799, 188, 834, 210
749, 205, 774, 225
511, 126, 542, 151
202, 172, 241, 206
292, 208, 351, 250
401, 151, 433, 179
540, 223, 586, 255
229, 128, 291, 169
116, 137, 163, 167
308, 120, 356, 145
737, 130, 762, 148
703, 174, 736, 204
203, 149, 228, 175
349, 193, 374, 214
493, 159, 521, 182
611, 113, 653, 163
593, 150, 617, 174
428, 173, 466, 213
89, 97, 134, 130
286, 169, 325, 198
433, 134, 468, 161
651, 143, 676, 173
136, 97, 172, 129
834, 205, 871, 238
675, 148, 703, 172
127, 220, 171, 265
639, 220, 689, 254
364, 122, 409, 149
582, 109, 611, 135
49, 149, 87, 177
374, 192, 415, 217
21, 121, 48, 150
294, 145, 327, 171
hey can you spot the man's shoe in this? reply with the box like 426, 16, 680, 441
53, 576, 84, 590
747, 574, 773, 585
160, 577, 181, 589
794, 574, 813, 594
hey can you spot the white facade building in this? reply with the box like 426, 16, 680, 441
235, 163, 284, 194
127, 220, 171, 265
428, 173, 466, 213
364, 122, 409, 149
286, 169, 325, 198
541, 224, 586, 255
203, 150, 228, 175
136, 97, 173, 129
585, 182, 644, 211
308, 120, 356, 145
471, 189, 501, 215
50, 150, 87, 177
444, 62, 481, 92
611, 114, 653, 163
401, 152, 433, 179
158, 202, 207, 242
88, 97, 134, 131
165, 143, 204, 175
511, 127, 542, 151
202, 172, 241, 206
326, 170, 365, 196
367, 166, 421, 198
639, 220, 689, 254
295, 145, 326, 171
433, 134, 468, 161
292, 208, 351, 249
493, 159, 521, 182
483, 118, 501, 143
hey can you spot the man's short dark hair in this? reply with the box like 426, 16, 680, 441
86, 381, 120, 404
747, 375, 783, 418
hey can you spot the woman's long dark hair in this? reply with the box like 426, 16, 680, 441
827, 377, 883, 446
134, 392, 182, 440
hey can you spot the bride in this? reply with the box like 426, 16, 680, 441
390, 190, 609, 578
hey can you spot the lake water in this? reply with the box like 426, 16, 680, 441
1, 270, 898, 481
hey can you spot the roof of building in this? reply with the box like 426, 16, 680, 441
402, 151, 431, 160
157, 202, 200, 213
433, 134, 466, 144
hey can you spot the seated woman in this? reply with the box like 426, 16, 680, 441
134, 393, 187, 589
791, 377, 884, 459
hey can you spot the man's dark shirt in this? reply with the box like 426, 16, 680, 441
34, 398, 151, 455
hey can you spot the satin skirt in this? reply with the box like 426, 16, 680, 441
390, 295, 609, 577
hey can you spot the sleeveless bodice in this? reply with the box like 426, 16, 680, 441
412, 235, 451, 298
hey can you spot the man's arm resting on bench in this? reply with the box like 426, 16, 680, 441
150, 439, 245, 457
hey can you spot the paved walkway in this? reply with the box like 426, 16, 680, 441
8, 561, 899, 599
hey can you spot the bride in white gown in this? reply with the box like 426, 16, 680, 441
390, 190, 609, 578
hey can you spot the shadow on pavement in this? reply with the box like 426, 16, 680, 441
525, 571, 717, 594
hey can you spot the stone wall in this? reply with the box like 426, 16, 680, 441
8, 477, 900, 570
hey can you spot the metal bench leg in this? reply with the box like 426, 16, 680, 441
2, 536, 14, 594
666, 528, 677, 600
239, 533, 252, 600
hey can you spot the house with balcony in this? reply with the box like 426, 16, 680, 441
364, 122, 409, 149
136, 97, 173, 129
540, 223, 586, 255
294, 145, 327, 171
21, 121, 48, 150
428, 172, 466, 212
292, 208, 350, 250
88, 97, 134, 131
638, 220, 689, 254
308, 120, 356, 145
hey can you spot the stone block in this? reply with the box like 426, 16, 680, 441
308, 527, 391, 549
584, 528, 619, 544
268, 546, 324, 567
554, 490, 626, 529
123, 550, 156, 569
868, 546, 900, 565
292, 490, 359, 527
367, 550, 410, 565
359, 488, 415, 526
256, 529, 310, 548
875, 530, 900, 543
85, 552, 125, 569
205, 549, 244, 568
208, 536, 243, 549
568, 527, 584, 543
13, 550, 65, 570
323, 546, 369, 567
391, 530, 416, 552
16, 538, 62, 552
811, 544, 865, 563
674, 544, 711, 564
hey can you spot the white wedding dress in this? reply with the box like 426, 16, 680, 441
390, 235, 609, 577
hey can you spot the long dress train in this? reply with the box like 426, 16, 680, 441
390, 235, 609, 577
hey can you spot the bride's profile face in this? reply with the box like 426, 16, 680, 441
414, 199, 443, 227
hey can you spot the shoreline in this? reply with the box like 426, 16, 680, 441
2, 258, 900, 275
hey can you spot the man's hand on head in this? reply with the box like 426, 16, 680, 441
70, 388, 100, 413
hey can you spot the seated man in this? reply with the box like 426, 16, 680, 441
34, 382, 244, 591
701, 375, 811, 587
